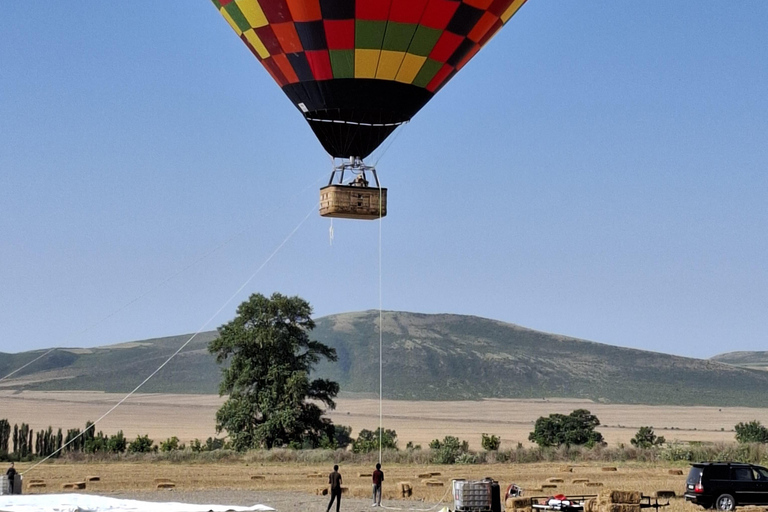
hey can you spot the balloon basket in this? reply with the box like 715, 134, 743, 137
319, 185, 387, 220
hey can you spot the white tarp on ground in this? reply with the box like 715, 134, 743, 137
0, 493, 276, 512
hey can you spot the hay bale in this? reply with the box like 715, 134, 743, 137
340, 486, 349, 494
27, 482, 46, 489
62, 481, 86, 490
601, 467, 618, 472
359, 473, 372, 477
425, 480, 444, 487
86, 476, 100, 482
157, 482, 176, 489
27, 479, 45, 485
417, 472, 432, 479
547, 478, 564, 483
316, 487, 329, 496
585, 482, 604, 488
154, 478, 173, 484
654, 491, 676, 499
598, 491, 642, 505
506, 497, 532, 509
584, 499, 597, 512
560, 465, 574, 473
61, 483, 75, 490
541, 484, 557, 489
597, 505, 640, 512
572, 479, 590, 484
668, 469, 684, 476
250, 475, 266, 480
430, 472, 442, 477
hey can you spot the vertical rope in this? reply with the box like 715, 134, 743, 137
378, 182, 383, 464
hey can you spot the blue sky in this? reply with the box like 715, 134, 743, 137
1, 2, 766, 359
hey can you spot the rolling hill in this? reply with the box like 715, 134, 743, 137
711, 351, 768, 371
3, 311, 768, 406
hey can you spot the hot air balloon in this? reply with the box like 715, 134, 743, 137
212, 0, 527, 219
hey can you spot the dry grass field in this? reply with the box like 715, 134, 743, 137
12, 460, 696, 505
3, 391, 768, 449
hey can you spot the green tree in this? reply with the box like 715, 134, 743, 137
630, 426, 665, 448
735, 420, 768, 443
430, 436, 470, 464
160, 436, 181, 452
208, 293, 339, 451
481, 433, 500, 451
352, 428, 398, 453
528, 409, 604, 447
127, 434, 156, 453
107, 431, 127, 453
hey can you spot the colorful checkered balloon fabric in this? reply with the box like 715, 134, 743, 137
213, 0, 527, 158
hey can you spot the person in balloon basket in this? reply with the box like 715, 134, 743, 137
326, 464, 343, 512
6, 462, 17, 494
372, 462, 384, 506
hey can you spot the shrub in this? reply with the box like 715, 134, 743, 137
128, 434, 156, 453
160, 436, 181, 452
481, 433, 501, 451
430, 436, 469, 464
529, 409, 604, 447
107, 431, 127, 453
352, 429, 398, 453
630, 426, 665, 448
735, 421, 768, 444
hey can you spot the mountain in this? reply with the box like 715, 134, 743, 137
3, 311, 768, 406
710, 351, 768, 371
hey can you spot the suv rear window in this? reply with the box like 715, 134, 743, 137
687, 467, 703, 484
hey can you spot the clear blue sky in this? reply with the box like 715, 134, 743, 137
1, 2, 766, 359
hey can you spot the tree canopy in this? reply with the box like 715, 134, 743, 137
208, 293, 340, 450
528, 409, 604, 447
630, 426, 665, 448
735, 420, 768, 444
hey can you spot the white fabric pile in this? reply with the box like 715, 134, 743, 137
0, 493, 275, 512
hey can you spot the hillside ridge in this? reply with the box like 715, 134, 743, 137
2, 311, 768, 406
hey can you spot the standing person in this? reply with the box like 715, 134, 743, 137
326, 464, 343, 512
6, 462, 17, 494
372, 462, 384, 506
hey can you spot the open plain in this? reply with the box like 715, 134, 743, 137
10, 460, 702, 512
3, 391, 768, 448
3, 392, 768, 511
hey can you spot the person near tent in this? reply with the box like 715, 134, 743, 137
326, 464, 343, 512
6, 462, 17, 494
372, 463, 384, 507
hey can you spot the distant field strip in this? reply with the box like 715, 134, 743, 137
2, 392, 765, 449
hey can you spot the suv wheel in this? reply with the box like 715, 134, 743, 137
715, 494, 736, 511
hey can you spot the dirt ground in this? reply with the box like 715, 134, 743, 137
1, 391, 765, 449
4, 461, 705, 512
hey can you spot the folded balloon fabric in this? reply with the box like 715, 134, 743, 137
0, 493, 276, 512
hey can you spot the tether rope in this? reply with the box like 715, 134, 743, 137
0, 174, 326, 386
21, 202, 318, 475
378, 181, 384, 465
380, 485, 453, 511
0, 348, 57, 383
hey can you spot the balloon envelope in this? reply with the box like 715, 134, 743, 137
213, 0, 527, 158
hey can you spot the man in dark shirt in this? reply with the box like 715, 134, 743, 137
6, 462, 17, 494
372, 463, 384, 506
326, 464, 342, 512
